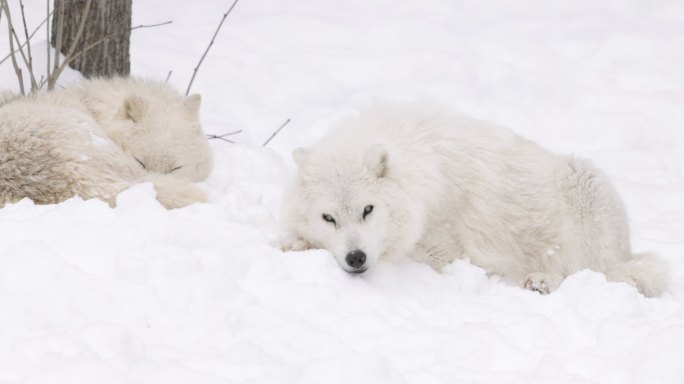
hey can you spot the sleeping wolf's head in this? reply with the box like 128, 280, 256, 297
97, 79, 214, 182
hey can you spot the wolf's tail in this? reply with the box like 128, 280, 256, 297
610, 253, 669, 297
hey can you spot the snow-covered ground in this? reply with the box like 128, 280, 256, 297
2, 1, 684, 383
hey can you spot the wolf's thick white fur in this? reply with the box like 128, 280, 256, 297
0, 78, 213, 209
282, 105, 668, 297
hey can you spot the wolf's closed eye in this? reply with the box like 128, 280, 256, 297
363, 205, 374, 219
135, 158, 146, 169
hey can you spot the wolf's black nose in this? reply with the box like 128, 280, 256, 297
345, 250, 366, 268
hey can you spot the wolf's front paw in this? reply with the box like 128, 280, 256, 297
281, 238, 314, 252
523, 272, 561, 295
146, 174, 207, 209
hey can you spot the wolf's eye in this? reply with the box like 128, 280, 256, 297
322, 213, 336, 225
363, 205, 374, 219
169, 165, 183, 173
135, 158, 146, 169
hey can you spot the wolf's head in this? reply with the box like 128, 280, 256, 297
108, 87, 213, 182
286, 143, 422, 274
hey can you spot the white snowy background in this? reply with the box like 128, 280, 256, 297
1, 1, 684, 383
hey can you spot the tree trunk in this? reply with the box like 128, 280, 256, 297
51, 0, 132, 78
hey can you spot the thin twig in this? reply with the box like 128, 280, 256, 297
64, 21, 172, 68
18, 0, 37, 91
46, 0, 50, 84
262, 118, 291, 146
131, 20, 173, 29
212, 130, 242, 137
206, 129, 242, 143
53, 0, 64, 73
6, 7, 38, 90
64, 0, 92, 60
185, 0, 239, 97
48, 0, 92, 90
2, 0, 25, 95
210, 137, 236, 143
165, 70, 173, 83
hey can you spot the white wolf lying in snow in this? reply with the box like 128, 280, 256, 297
282, 105, 668, 297
0, 78, 213, 209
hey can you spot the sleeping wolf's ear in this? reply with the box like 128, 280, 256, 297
184, 94, 202, 116
365, 145, 389, 178
122, 95, 147, 122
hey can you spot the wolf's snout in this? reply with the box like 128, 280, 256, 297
345, 250, 366, 269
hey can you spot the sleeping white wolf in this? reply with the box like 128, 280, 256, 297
0, 78, 213, 209
282, 105, 668, 297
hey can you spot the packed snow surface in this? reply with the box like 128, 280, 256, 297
1, 1, 684, 383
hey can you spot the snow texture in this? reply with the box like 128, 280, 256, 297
1, 1, 684, 383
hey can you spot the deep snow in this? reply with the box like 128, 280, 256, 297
1, 1, 684, 383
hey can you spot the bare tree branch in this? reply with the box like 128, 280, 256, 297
48, 0, 92, 90
5, 6, 38, 90
1, 3, 171, 93
131, 20, 173, 29
165, 70, 173, 83
262, 118, 291, 146
185, 0, 239, 97
18, 0, 38, 91
61, 20, 172, 70
53, 0, 64, 72
62, 0, 91, 61
46, 0, 50, 82
2, 0, 25, 95
207, 130, 242, 143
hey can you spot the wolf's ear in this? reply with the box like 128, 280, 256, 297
292, 148, 310, 170
184, 94, 202, 116
293, 148, 313, 181
365, 145, 389, 178
123, 95, 147, 122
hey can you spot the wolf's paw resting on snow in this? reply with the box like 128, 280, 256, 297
148, 174, 208, 209
281, 238, 315, 252
523, 273, 563, 295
